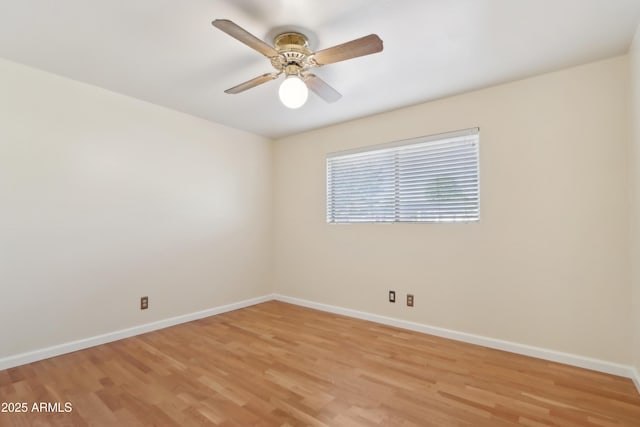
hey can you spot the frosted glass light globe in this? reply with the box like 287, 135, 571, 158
278, 76, 308, 109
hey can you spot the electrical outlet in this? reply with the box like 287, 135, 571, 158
140, 296, 149, 310
406, 294, 414, 307
389, 290, 396, 303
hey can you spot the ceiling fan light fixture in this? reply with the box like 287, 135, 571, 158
278, 75, 308, 109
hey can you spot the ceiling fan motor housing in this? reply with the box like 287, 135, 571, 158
271, 32, 313, 76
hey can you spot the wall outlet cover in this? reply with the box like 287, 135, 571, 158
407, 294, 414, 307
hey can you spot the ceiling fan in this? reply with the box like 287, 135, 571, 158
211, 19, 384, 109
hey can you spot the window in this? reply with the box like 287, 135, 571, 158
326, 128, 479, 223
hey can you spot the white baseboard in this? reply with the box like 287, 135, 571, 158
273, 294, 637, 382
0, 294, 272, 371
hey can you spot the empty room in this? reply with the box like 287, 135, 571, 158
2, 0, 640, 426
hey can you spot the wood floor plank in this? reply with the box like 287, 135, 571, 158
1, 301, 639, 426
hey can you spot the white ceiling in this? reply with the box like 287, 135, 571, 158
0, 0, 639, 138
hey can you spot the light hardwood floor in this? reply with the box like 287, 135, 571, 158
0, 301, 639, 426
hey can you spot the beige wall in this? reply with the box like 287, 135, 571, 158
273, 56, 631, 364
0, 58, 272, 358
631, 24, 640, 375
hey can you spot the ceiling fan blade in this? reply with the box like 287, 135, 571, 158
212, 19, 279, 58
224, 73, 279, 94
304, 74, 342, 103
313, 34, 383, 66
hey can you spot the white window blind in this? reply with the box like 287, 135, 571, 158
326, 128, 479, 223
